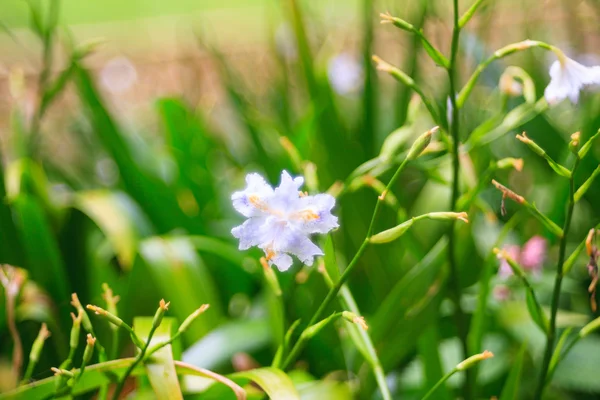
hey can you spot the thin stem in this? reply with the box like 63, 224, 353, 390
281, 158, 411, 370
421, 368, 457, 400
534, 156, 580, 398
447, 1, 472, 398
111, 322, 160, 400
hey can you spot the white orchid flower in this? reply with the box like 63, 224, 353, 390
231, 171, 338, 271
544, 56, 600, 104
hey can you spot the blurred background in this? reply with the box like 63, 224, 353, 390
0, 0, 599, 398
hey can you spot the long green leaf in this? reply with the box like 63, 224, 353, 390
231, 367, 300, 400
499, 342, 527, 400
137, 236, 223, 342
135, 317, 183, 400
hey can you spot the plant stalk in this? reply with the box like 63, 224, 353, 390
534, 156, 580, 398
447, 1, 473, 398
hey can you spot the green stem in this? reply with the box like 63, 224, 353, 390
534, 156, 580, 398
421, 368, 457, 400
111, 321, 161, 400
281, 158, 411, 370
447, 1, 472, 399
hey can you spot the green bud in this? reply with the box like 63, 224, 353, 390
496, 157, 524, 172
86, 305, 125, 328
379, 12, 414, 32
82, 334, 96, 365
370, 219, 415, 244
569, 132, 581, 154
341, 311, 369, 330
456, 350, 494, 371
179, 304, 210, 334
70, 311, 83, 351
152, 299, 170, 330
516, 133, 571, 178
71, 293, 94, 333
29, 323, 51, 363
406, 127, 438, 160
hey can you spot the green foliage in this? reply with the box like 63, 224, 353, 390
1, 0, 600, 399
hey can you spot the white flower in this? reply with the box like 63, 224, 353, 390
544, 56, 600, 104
231, 171, 339, 271
328, 54, 363, 95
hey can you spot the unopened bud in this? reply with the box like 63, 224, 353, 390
152, 299, 170, 330
570, 132, 581, 153
86, 304, 125, 329
496, 158, 524, 172
70, 311, 83, 350
426, 211, 469, 224
29, 323, 51, 363
407, 127, 437, 160
342, 311, 369, 330
71, 293, 94, 333
456, 350, 494, 371
516, 132, 544, 156
83, 334, 96, 365
179, 304, 210, 334
370, 219, 414, 244
379, 12, 414, 31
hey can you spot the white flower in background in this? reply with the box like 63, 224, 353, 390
100, 57, 138, 94
231, 171, 339, 271
544, 56, 600, 104
328, 53, 363, 95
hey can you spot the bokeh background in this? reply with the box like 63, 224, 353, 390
0, 0, 599, 398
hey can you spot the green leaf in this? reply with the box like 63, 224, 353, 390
183, 318, 272, 370
137, 236, 223, 342
525, 289, 547, 333
418, 323, 451, 400
135, 317, 183, 400
12, 194, 70, 307
72, 190, 153, 269
499, 342, 527, 400
231, 367, 300, 400
74, 65, 203, 234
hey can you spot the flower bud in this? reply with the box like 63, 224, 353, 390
456, 350, 494, 371
86, 304, 125, 329
179, 304, 210, 334
70, 311, 83, 351
569, 132, 581, 153
29, 323, 51, 363
496, 158, 524, 172
370, 219, 415, 244
83, 334, 96, 365
71, 293, 94, 333
516, 133, 571, 177
342, 311, 369, 330
406, 127, 438, 160
152, 299, 170, 331
379, 12, 414, 31
425, 212, 469, 224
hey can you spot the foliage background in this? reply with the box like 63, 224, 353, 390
0, 0, 599, 398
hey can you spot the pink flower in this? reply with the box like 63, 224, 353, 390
498, 236, 547, 279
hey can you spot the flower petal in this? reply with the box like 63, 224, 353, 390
277, 230, 323, 266
295, 194, 339, 234
231, 173, 274, 217
270, 253, 293, 272
231, 217, 267, 250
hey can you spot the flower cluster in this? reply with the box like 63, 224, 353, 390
231, 171, 339, 271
